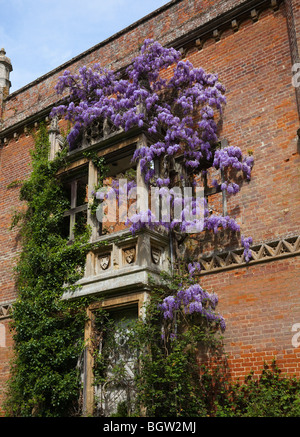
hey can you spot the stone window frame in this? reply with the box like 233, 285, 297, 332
61, 167, 89, 242
57, 139, 139, 242
83, 291, 147, 416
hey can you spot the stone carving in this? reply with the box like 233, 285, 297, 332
124, 247, 135, 264
50, 115, 59, 133
99, 254, 110, 270
48, 115, 65, 159
84, 118, 122, 145
85, 118, 104, 143
113, 251, 119, 268
151, 247, 161, 264
0, 302, 13, 319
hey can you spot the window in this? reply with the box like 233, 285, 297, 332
62, 170, 88, 241
93, 305, 138, 416
84, 293, 145, 416
93, 143, 137, 236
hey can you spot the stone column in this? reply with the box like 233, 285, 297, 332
136, 133, 149, 216
87, 160, 99, 241
48, 116, 60, 160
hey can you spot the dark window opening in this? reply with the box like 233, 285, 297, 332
62, 171, 88, 241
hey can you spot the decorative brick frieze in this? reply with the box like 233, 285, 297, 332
197, 235, 300, 275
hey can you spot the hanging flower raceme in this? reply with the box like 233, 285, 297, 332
159, 281, 225, 332
241, 235, 253, 262
159, 261, 225, 331
213, 146, 254, 195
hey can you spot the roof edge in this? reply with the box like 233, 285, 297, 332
6, 0, 179, 99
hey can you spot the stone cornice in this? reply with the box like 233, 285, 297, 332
0, 105, 53, 147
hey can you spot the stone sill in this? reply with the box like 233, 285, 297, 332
62, 265, 161, 300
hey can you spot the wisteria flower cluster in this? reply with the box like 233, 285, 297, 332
51, 39, 227, 171
241, 235, 253, 262
159, 282, 225, 331
213, 146, 254, 195
51, 39, 254, 248
159, 261, 225, 334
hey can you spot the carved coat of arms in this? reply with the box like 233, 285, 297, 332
151, 247, 161, 264
124, 247, 135, 264
99, 254, 110, 270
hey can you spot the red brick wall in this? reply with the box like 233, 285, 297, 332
187, 4, 300, 377
0, 132, 35, 303
0, 131, 35, 413
201, 257, 300, 379
0, 0, 300, 413
190, 7, 299, 244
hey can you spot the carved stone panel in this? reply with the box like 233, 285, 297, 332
123, 247, 136, 265
151, 247, 161, 265
99, 253, 110, 270
0, 302, 13, 319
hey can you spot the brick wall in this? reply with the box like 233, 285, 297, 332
186, 6, 300, 246
0, 130, 35, 413
0, 132, 35, 302
0, 0, 300, 413
201, 257, 300, 378
187, 3, 300, 376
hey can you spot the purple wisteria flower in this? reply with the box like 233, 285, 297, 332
241, 235, 253, 262
159, 282, 225, 331
51, 39, 253, 237
51, 40, 255, 336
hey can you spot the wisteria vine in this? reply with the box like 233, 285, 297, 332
51, 39, 255, 331
51, 39, 253, 235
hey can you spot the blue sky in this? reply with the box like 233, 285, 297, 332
0, 0, 170, 93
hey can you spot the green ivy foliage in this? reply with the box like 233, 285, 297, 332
129, 273, 225, 417
4, 124, 91, 417
214, 360, 300, 417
